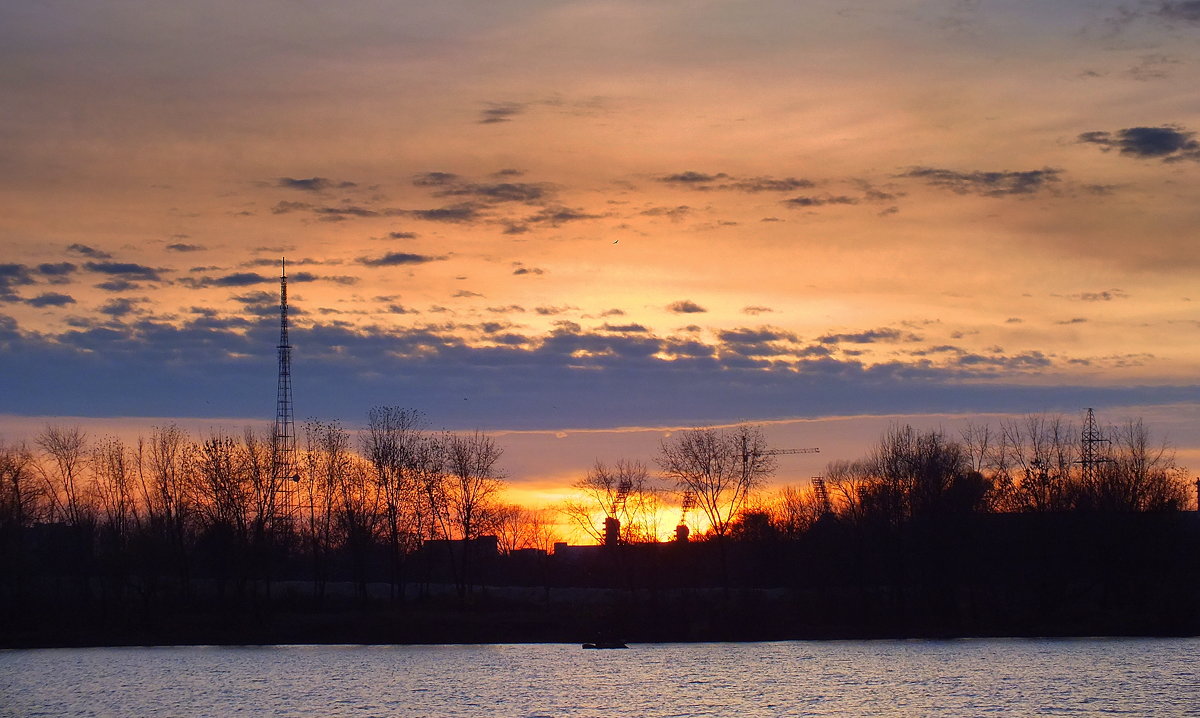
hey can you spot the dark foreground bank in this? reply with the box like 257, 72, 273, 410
8, 512, 1200, 647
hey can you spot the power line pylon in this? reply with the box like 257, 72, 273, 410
1078, 407, 1111, 486
272, 258, 299, 524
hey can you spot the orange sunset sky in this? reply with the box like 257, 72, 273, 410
4, 1, 1200, 507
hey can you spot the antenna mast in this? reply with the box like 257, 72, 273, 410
272, 258, 299, 523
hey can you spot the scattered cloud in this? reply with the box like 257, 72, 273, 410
453, 290, 484, 298
407, 203, 485, 223
37, 262, 77, 278
1078, 126, 1200, 162
166, 243, 205, 252
641, 205, 692, 221
601, 323, 649, 333
1157, 2, 1200, 23
385, 231, 418, 240
98, 298, 144, 317
358, 252, 445, 267
479, 102, 524, 124
783, 195, 859, 207
1072, 289, 1128, 301
84, 262, 164, 282
742, 306, 773, 315
272, 200, 313, 214
658, 171, 729, 185
277, 177, 357, 192
900, 167, 1062, 196
726, 176, 814, 192
26, 292, 75, 308
95, 279, 140, 293
819, 327, 923, 344
667, 300, 707, 314
65, 244, 112, 259
0, 264, 36, 299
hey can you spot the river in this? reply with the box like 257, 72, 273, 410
3, 639, 1198, 717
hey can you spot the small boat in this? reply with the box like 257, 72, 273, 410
582, 641, 628, 649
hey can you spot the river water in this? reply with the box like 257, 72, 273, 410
3, 639, 1198, 717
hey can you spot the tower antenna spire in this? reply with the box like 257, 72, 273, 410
272, 257, 298, 523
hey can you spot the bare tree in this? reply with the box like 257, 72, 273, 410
995, 414, 1077, 512
429, 430, 505, 597
768, 483, 825, 537
300, 419, 352, 598
0, 441, 45, 531
561, 459, 660, 544
1080, 418, 1189, 511
91, 436, 138, 541
362, 406, 425, 597
35, 425, 92, 527
493, 504, 560, 554
657, 425, 776, 539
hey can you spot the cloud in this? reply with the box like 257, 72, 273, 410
453, 290, 484, 298
181, 272, 323, 289
783, 195, 859, 207
166, 243, 205, 252
899, 167, 1062, 196
432, 181, 550, 204
641, 205, 692, 221
277, 177, 357, 192
407, 203, 485, 223
358, 252, 445, 267
84, 262, 163, 281
1071, 289, 1128, 301
1158, 2, 1200, 22
412, 172, 460, 187
386, 231, 418, 240
658, 172, 813, 193
819, 327, 923, 344
742, 306, 773, 315
725, 176, 814, 192
522, 206, 602, 226
513, 266, 546, 276
26, 292, 75, 308
272, 200, 312, 214
1, 310, 1180, 431
667, 300, 707, 314
99, 298, 143, 317
601, 323, 649, 333
66, 244, 112, 259
95, 279, 140, 293
658, 171, 729, 185
37, 262, 77, 278
1078, 126, 1200, 162
0, 264, 36, 299
479, 102, 524, 124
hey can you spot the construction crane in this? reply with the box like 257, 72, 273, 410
811, 476, 832, 516
673, 443, 821, 541
675, 489, 696, 542
604, 478, 634, 547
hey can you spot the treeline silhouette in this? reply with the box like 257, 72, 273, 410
2, 409, 1198, 645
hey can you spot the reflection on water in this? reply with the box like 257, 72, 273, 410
3, 639, 1199, 717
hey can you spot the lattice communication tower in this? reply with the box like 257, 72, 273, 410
1078, 407, 1111, 486
272, 258, 300, 523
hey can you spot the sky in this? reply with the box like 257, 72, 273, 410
4, 0, 1200, 502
